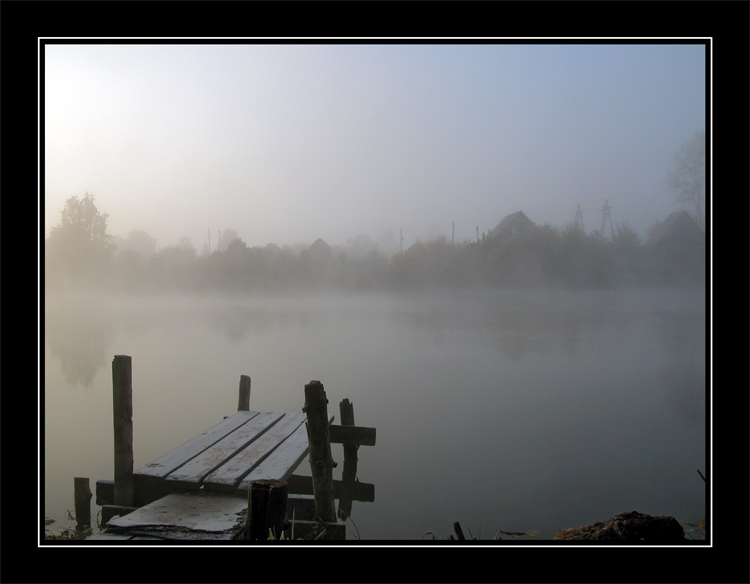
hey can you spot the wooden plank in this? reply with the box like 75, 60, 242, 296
286, 473, 375, 503
329, 424, 376, 446
134, 410, 260, 481
165, 412, 284, 489
101, 505, 139, 526
203, 412, 307, 492
236, 414, 334, 491
106, 492, 246, 539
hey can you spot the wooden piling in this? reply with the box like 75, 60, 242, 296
303, 381, 337, 523
112, 355, 134, 506
238, 375, 251, 411
247, 479, 288, 540
337, 399, 358, 520
74, 477, 92, 530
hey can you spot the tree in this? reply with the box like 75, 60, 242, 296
47, 192, 114, 282
667, 130, 705, 230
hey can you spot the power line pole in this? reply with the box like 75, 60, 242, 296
400, 228, 403, 254
599, 200, 614, 239
207, 228, 211, 255
452, 222, 455, 245
574, 204, 585, 233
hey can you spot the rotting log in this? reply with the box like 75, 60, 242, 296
238, 375, 251, 411
112, 355, 134, 507
74, 477, 92, 530
246, 479, 288, 540
303, 381, 337, 523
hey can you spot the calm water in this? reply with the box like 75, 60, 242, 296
43, 286, 707, 541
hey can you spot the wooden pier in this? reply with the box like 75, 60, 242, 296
85, 356, 375, 541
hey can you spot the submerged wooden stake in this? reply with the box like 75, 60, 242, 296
74, 477, 92, 530
303, 381, 337, 523
238, 375, 251, 411
112, 355, 134, 506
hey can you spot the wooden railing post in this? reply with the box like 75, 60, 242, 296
337, 399, 358, 520
303, 381, 337, 523
238, 375, 251, 411
74, 477, 92, 530
112, 355, 134, 506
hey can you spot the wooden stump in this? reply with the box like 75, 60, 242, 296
74, 477, 92, 530
247, 479, 288, 540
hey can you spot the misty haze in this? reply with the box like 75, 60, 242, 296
42, 42, 707, 542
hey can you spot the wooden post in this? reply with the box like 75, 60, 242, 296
112, 355, 134, 506
247, 479, 288, 540
337, 399, 358, 520
238, 375, 251, 411
74, 477, 92, 530
303, 381, 337, 523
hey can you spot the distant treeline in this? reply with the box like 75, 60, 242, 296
46, 217, 704, 295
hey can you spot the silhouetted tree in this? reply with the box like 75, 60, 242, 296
47, 192, 114, 284
667, 130, 705, 230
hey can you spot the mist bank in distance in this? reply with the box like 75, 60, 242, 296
45, 217, 705, 296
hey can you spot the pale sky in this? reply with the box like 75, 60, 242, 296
43, 41, 706, 252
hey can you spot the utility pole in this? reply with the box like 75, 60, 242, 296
599, 200, 614, 239
400, 228, 403, 254
574, 204, 585, 233
207, 228, 211, 255
452, 222, 455, 246
476, 226, 479, 243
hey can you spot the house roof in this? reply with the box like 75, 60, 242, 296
489, 211, 534, 238
308, 238, 333, 260
644, 211, 704, 247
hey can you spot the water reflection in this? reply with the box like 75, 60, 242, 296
45, 294, 115, 388
654, 309, 706, 426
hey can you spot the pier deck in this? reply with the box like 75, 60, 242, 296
88, 358, 375, 541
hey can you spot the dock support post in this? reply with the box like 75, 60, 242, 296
337, 399, 358, 520
238, 375, 251, 411
246, 479, 288, 540
74, 477, 92, 530
112, 355, 134, 507
303, 381, 337, 523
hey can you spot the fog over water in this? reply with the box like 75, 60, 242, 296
44, 286, 706, 541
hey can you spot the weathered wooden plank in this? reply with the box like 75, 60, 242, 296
165, 412, 284, 489
329, 424, 376, 446
134, 410, 260, 481
106, 492, 246, 539
236, 414, 334, 491
101, 505, 139, 526
203, 412, 307, 492
286, 473, 375, 503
